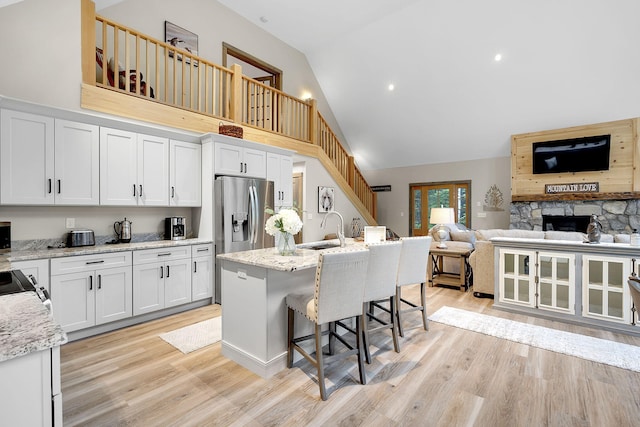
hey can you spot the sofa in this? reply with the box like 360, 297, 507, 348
428, 225, 632, 297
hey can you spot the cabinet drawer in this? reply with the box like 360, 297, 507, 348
51, 251, 132, 275
192, 243, 213, 257
133, 246, 191, 264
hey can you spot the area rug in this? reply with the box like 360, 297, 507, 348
429, 306, 640, 373
159, 317, 222, 354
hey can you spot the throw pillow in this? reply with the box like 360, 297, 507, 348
450, 230, 476, 245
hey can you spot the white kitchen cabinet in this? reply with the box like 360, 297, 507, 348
11, 259, 50, 293
170, 139, 201, 206
50, 252, 133, 333
499, 248, 535, 307
266, 152, 293, 210
214, 141, 266, 178
0, 111, 99, 206
100, 127, 169, 206
582, 255, 631, 323
192, 243, 213, 301
132, 246, 191, 315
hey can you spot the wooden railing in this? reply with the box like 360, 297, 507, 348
84, 0, 376, 220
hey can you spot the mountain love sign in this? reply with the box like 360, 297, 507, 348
545, 182, 599, 194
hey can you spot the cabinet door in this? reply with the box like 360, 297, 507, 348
100, 127, 138, 206
51, 272, 95, 332
499, 249, 535, 307
267, 153, 293, 210
192, 255, 213, 300
214, 142, 244, 176
170, 140, 201, 206
132, 263, 165, 315
137, 133, 169, 206
54, 120, 100, 205
243, 147, 267, 178
0, 110, 54, 205
537, 252, 575, 314
583, 255, 631, 323
165, 258, 191, 307
95, 265, 132, 325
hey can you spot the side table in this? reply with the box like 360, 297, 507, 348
430, 247, 473, 291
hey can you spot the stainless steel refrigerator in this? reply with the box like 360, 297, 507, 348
214, 175, 274, 304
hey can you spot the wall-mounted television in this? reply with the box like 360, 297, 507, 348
532, 134, 611, 174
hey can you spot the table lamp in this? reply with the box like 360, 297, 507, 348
430, 207, 455, 249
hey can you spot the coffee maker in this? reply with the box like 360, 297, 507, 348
0, 222, 10, 253
165, 217, 186, 240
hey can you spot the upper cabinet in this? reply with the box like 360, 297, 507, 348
100, 128, 169, 206
214, 141, 266, 178
266, 152, 293, 210
170, 140, 201, 206
1, 111, 99, 205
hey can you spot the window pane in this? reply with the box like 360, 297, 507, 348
457, 187, 467, 225
413, 190, 421, 230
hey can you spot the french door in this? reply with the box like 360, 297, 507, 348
410, 181, 470, 236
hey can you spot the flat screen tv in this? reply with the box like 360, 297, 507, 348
532, 134, 611, 174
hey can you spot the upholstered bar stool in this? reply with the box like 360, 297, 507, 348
628, 274, 640, 325
285, 248, 370, 400
396, 236, 432, 337
361, 241, 403, 364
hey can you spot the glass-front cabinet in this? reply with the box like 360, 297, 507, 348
582, 255, 631, 324
499, 249, 535, 307
538, 252, 575, 314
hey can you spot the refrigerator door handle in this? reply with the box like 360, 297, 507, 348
249, 184, 259, 245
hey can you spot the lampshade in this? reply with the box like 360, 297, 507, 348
430, 207, 455, 225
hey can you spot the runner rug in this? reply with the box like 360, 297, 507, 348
429, 306, 640, 373
159, 316, 222, 354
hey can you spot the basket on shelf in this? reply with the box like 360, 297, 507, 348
219, 122, 243, 138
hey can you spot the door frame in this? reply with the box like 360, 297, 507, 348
408, 180, 472, 236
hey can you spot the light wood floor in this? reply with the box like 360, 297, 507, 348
61, 285, 640, 426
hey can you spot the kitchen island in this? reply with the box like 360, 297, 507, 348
217, 239, 362, 378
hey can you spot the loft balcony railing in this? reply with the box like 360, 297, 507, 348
83, 1, 375, 220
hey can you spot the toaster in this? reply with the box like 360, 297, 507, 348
67, 229, 95, 247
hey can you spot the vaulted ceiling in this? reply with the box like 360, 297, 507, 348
94, 1, 640, 171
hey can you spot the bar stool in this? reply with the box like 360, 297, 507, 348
361, 240, 403, 364
396, 236, 432, 337
285, 248, 369, 400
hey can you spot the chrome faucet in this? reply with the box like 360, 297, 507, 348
320, 211, 346, 247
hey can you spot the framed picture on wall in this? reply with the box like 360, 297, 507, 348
318, 186, 335, 212
165, 21, 198, 65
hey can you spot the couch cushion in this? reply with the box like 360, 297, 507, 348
544, 231, 586, 241
450, 230, 476, 245
615, 234, 631, 243
475, 229, 545, 241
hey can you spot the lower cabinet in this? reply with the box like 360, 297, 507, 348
50, 252, 133, 333
582, 255, 631, 323
132, 246, 191, 315
192, 243, 213, 300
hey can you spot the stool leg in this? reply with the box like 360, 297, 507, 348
287, 308, 294, 368
396, 286, 404, 337
421, 282, 429, 331
362, 302, 372, 364
356, 314, 367, 385
315, 323, 327, 400
389, 295, 400, 353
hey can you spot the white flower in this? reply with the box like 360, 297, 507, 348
265, 208, 303, 236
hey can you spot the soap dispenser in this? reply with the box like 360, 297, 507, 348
631, 229, 640, 247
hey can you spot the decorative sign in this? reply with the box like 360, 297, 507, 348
371, 185, 392, 192
545, 182, 599, 194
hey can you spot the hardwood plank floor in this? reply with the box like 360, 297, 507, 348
60, 286, 640, 426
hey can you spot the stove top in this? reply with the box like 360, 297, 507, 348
0, 270, 36, 296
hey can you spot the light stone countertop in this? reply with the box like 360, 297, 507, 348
0, 292, 68, 362
216, 239, 365, 272
0, 238, 213, 272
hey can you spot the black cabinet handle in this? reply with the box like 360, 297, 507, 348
171, 186, 175, 198
139, 185, 143, 198
239, 162, 243, 173
86, 260, 105, 265
98, 274, 102, 289
166, 265, 170, 277
57, 179, 61, 194
48, 179, 52, 194
157, 252, 171, 257
133, 184, 137, 197
244, 162, 247, 173
89, 275, 93, 290
194, 261, 197, 273
196, 248, 209, 253
160, 266, 163, 279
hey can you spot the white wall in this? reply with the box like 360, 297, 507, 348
364, 156, 511, 236
293, 155, 364, 243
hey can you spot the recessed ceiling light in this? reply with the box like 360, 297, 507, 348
494, 53, 502, 62
388, 84, 395, 91
259, 16, 268, 23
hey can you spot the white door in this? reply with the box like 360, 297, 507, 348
0, 110, 54, 204
100, 127, 138, 205
165, 259, 191, 307
137, 134, 169, 206
54, 120, 100, 205
51, 272, 95, 332
192, 255, 213, 300
132, 263, 165, 315
170, 140, 201, 206
95, 266, 133, 325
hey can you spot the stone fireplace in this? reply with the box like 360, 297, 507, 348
510, 199, 640, 234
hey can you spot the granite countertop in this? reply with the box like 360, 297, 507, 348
0, 238, 213, 272
216, 239, 365, 272
0, 292, 67, 362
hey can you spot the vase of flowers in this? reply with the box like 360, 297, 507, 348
265, 208, 303, 255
